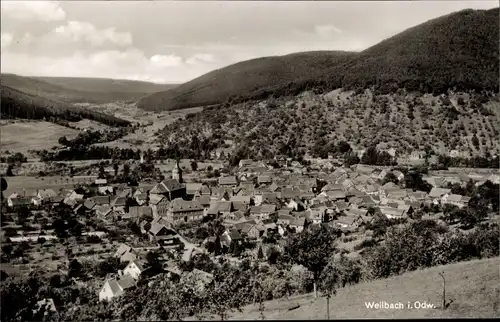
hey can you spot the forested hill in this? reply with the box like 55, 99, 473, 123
137, 51, 355, 111
138, 8, 499, 112
1, 74, 174, 104
1, 85, 131, 127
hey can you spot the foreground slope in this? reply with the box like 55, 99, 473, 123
0, 85, 130, 127
1, 74, 174, 104
139, 8, 499, 111
137, 51, 355, 111
227, 257, 500, 320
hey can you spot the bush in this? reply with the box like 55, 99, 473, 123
353, 238, 377, 251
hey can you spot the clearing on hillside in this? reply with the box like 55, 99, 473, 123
226, 257, 500, 320
0, 121, 79, 154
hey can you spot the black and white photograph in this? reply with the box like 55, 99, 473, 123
0, 0, 499, 320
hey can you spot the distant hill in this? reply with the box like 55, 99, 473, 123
139, 8, 499, 111
137, 51, 355, 111
1, 85, 131, 127
1, 74, 175, 104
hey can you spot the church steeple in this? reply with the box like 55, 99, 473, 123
172, 159, 183, 183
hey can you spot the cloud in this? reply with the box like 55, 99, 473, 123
150, 54, 183, 67
1, 1, 65, 22
1, 49, 220, 84
186, 53, 216, 65
1, 33, 14, 49
315, 25, 343, 36
53, 21, 133, 47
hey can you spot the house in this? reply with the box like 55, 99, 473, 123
333, 215, 359, 231
321, 190, 346, 200
289, 217, 306, 233
239, 159, 254, 168
218, 176, 238, 187
150, 179, 186, 201
123, 260, 147, 280
241, 223, 265, 239
277, 214, 296, 226
257, 175, 272, 185
207, 200, 233, 217
95, 205, 112, 219
111, 196, 127, 212
36, 189, 58, 202
149, 194, 169, 217
286, 199, 306, 212
83, 199, 96, 211
200, 184, 212, 196
98, 186, 114, 195
230, 195, 251, 210
280, 187, 301, 200
165, 199, 204, 223
442, 194, 469, 208
321, 184, 344, 192
249, 204, 276, 220
196, 195, 211, 211
308, 205, 327, 224
371, 169, 388, 180
114, 244, 138, 263
335, 200, 349, 212
254, 192, 278, 206
92, 196, 112, 206
148, 223, 179, 246
34, 298, 58, 317
124, 206, 153, 220
95, 178, 107, 185
393, 170, 405, 182
134, 193, 148, 206
354, 164, 374, 176
427, 188, 452, 204
99, 276, 136, 302
378, 206, 407, 219
8, 195, 33, 208
185, 183, 203, 198
410, 150, 426, 161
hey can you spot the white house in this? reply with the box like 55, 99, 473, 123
123, 260, 147, 280
99, 276, 136, 302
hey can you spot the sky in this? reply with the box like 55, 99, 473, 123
1, 1, 498, 84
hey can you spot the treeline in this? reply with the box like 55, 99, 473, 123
433, 154, 499, 169
39, 144, 189, 162
58, 128, 132, 148
1, 85, 131, 127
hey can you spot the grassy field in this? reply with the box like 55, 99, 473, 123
226, 257, 500, 320
0, 121, 79, 154
91, 104, 203, 150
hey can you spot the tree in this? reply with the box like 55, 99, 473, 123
284, 226, 338, 298
1, 275, 41, 322
68, 259, 83, 279
191, 161, 198, 171
113, 163, 119, 177
471, 134, 480, 149
336, 141, 351, 154
98, 165, 106, 179
382, 172, 399, 185
344, 152, 360, 167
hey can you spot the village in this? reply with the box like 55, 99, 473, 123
1, 148, 499, 314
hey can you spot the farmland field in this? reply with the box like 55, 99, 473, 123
0, 121, 79, 155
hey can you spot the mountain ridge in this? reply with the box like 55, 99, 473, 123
138, 7, 499, 112
1, 73, 175, 105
